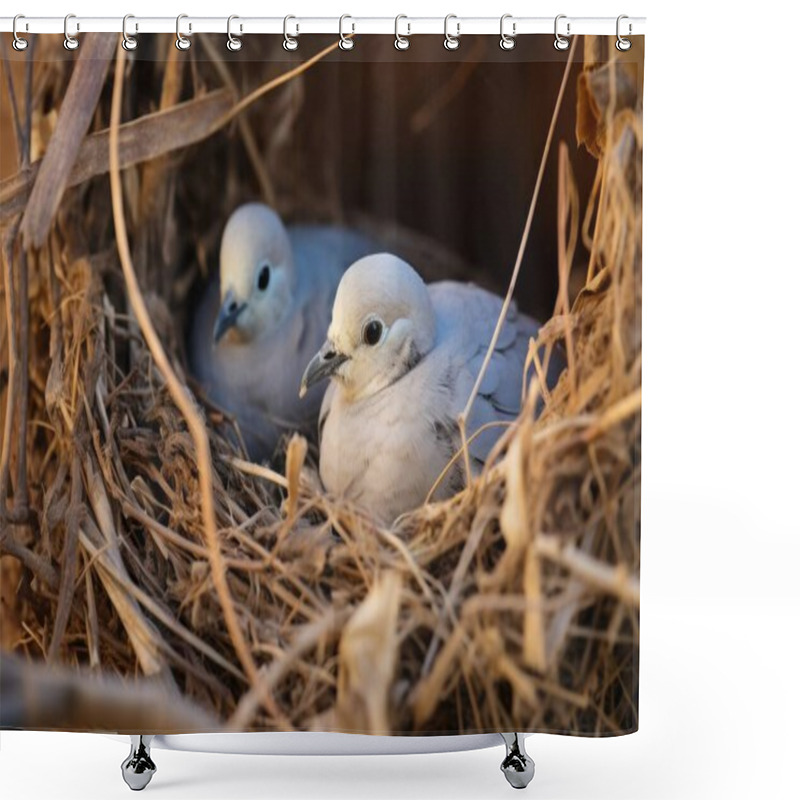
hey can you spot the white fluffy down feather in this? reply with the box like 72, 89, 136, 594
301, 254, 563, 524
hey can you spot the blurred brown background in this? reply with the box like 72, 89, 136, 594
1, 35, 607, 315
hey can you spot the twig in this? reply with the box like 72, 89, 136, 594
199, 33, 276, 207
0, 90, 236, 223
0, 38, 24, 160
46, 453, 84, 661
584, 159, 607, 282
228, 456, 289, 490
0, 529, 58, 588
0, 652, 219, 732
557, 141, 579, 403
2, 39, 342, 226
84, 556, 100, 667
81, 457, 168, 677
121, 499, 208, 559
424, 420, 512, 504
226, 609, 345, 731
0, 218, 20, 518
108, 42, 279, 721
23, 35, 34, 169
21, 34, 118, 249
536, 533, 640, 606
522, 334, 551, 408
218, 38, 344, 128
14, 241, 30, 515
78, 524, 244, 682
420, 505, 494, 677
456, 42, 578, 483
582, 387, 641, 441
410, 42, 483, 133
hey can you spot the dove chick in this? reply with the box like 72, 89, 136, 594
189, 203, 377, 461
301, 253, 563, 525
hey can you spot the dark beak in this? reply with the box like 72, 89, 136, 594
213, 290, 247, 344
300, 341, 349, 398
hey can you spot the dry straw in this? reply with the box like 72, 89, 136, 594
0, 33, 641, 735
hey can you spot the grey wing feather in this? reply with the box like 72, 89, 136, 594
430, 281, 561, 467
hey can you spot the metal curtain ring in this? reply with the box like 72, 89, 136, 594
554, 14, 570, 51
122, 15, 138, 51
339, 14, 355, 50
283, 15, 298, 51
394, 14, 410, 51
63, 13, 79, 51
444, 14, 460, 51
500, 14, 516, 50
175, 14, 191, 51
616, 14, 632, 51
12, 14, 28, 51
227, 15, 242, 51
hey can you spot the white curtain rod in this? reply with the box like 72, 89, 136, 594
0, 15, 646, 37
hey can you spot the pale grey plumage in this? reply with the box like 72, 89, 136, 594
189, 203, 377, 461
303, 254, 563, 525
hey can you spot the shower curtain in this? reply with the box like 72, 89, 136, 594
0, 29, 642, 739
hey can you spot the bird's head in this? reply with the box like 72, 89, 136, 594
213, 203, 295, 345
300, 254, 435, 403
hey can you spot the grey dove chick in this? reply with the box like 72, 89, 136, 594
300, 253, 563, 525
189, 203, 377, 461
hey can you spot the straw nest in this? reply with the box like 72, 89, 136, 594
1, 34, 641, 735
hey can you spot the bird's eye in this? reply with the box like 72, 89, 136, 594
362, 319, 383, 346
257, 264, 271, 292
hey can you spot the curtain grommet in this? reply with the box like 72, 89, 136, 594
444, 14, 460, 51
227, 15, 242, 52
63, 13, 79, 51
12, 14, 29, 51
616, 15, 632, 51
500, 14, 516, 51
339, 14, 355, 50
554, 14, 570, 51
122, 14, 138, 51
283, 15, 299, 51
394, 15, 410, 51
175, 13, 191, 51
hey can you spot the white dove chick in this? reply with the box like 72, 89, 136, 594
301, 253, 563, 525
189, 203, 377, 461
